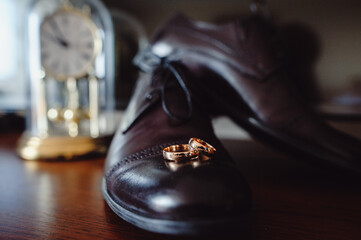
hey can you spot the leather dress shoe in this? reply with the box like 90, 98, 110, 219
141, 13, 361, 174
103, 60, 252, 235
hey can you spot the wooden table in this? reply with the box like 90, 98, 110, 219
1, 133, 361, 240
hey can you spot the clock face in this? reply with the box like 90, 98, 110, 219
40, 9, 100, 79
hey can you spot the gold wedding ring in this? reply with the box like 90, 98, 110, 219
163, 138, 216, 163
189, 138, 216, 158
163, 144, 199, 162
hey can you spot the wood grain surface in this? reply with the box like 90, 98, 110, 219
0, 134, 360, 240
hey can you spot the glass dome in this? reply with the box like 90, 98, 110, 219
18, 0, 116, 160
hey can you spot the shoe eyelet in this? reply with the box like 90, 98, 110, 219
146, 93, 153, 101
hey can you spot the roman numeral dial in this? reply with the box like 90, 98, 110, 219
40, 9, 101, 79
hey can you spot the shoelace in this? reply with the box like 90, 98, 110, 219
134, 48, 193, 122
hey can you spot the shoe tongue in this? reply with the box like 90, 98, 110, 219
161, 73, 192, 119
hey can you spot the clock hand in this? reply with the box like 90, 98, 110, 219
42, 30, 68, 47
50, 19, 69, 47
56, 36, 69, 47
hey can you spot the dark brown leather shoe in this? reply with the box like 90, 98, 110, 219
140, 13, 361, 174
103, 61, 252, 235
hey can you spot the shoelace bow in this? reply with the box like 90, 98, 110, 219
135, 49, 193, 122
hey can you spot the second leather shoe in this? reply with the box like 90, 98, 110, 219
103, 60, 252, 235
144, 13, 361, 174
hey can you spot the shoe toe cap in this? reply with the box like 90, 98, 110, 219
106, 157, 251, 220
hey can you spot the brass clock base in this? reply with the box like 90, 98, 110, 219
17, 133, 113, 161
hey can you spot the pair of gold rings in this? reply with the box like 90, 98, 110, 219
163, 138, 216, 162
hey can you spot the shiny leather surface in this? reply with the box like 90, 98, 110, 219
105, 65, 251, 221
148, 13, 361, 173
